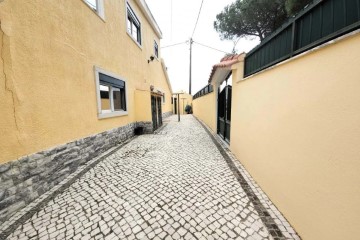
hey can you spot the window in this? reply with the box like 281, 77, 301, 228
95, 67, 127, 119
83, 0, 105, 20
154, 41, 159, 58
162, 93, 165, 103
127, 3, 141, 45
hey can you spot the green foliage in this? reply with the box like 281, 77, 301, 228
214, 0, 312, 41
285, 0, 313, 16
185, 105, 192, 114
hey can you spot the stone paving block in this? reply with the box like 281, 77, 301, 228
1, 115, 300, 240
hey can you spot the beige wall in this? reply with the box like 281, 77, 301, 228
134, 90, 152, 122
230, 32, 360, 240
192, 92, 217, 133
0, 0, 172, 164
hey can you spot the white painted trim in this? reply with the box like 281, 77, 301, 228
238, 29, 360, 83
126, 1, 143, 48
94, 66, 129, 119
161, 59, 173, 94
82, 0, 105, 21
135, 0, 162, 39
126, 32, 143, 50
96, 0, 105, 20
98, 111, 128, 119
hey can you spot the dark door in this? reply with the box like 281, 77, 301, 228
151, 96, 158, 131
151, 95, 163, 131
174, 98, 177, 114
217, 86, 232, 143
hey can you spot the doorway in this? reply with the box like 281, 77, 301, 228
151, 95, 163, 131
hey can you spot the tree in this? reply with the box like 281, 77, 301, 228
286, 0, 313, 16
214, 0, 313, 41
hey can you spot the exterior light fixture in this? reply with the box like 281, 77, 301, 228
148, 55, 155, 63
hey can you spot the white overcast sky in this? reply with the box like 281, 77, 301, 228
146, 0, 259, 94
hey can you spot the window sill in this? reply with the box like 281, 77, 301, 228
126, 32, 142, 50
98, 111, 128, 119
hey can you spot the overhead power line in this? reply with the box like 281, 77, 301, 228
161, 41, 188, 49
191, 0, 204, 38
171, 0, 173, 41
193, 41, 230, 54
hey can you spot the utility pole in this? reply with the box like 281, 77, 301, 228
189, 38, 193, 95
173, 93, 184, 122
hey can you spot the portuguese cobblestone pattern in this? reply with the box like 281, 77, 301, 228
162, 111, 173, 119
0, 121, 153, 225
197, 119, 300, 240
2, 115, 300, 239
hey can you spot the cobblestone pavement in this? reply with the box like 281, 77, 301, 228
3, 115, 300, 240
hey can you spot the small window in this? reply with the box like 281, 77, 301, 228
127, 3, 141, 45
95, 68, 127, 118
154, 41, 159, 58
162, 93, 165, 103
83, 0, 105, 19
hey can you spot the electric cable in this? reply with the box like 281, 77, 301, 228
161, 41, 188, 49
191, 0, 204, 38
193, 41, 230, 54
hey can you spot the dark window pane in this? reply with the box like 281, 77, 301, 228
120, 88, 126, 111
113, 88, 122, 111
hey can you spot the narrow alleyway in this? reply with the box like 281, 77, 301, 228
3, 115, 299, 240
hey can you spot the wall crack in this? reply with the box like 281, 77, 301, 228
1, 21, 21, 145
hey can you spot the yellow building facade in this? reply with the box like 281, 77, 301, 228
0, 0, 172, 223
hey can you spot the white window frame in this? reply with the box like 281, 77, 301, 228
94, 66, 128, 119
126, 1, 142, 48
83, 0, 105, 20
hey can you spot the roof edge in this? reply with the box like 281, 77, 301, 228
135, 0, 163, 39
161, 59, 173, 94
208, 53, 245, 84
